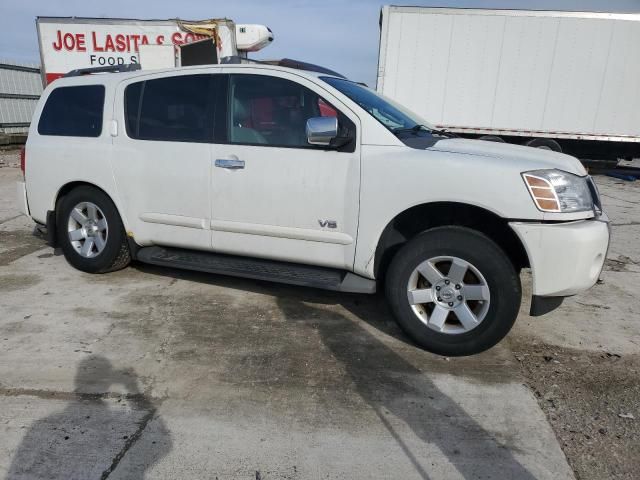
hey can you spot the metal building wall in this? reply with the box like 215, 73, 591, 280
0, 60, 43, 134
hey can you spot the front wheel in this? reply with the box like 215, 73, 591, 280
57, 186, 131, 273
385, 226, 521, 356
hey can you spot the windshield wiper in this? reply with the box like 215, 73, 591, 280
431, 127, 458, 138
392, 124, 459, 138
392, 124, 430, 134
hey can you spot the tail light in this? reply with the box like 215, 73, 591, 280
20, 146, 26, 177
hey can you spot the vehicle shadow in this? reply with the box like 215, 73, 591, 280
276, 296, 536, 480
6, 355, 171, 480
133, 264, 535, 479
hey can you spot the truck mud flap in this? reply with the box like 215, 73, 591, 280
529, 295, 564, 316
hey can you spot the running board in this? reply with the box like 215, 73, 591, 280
136, 246, 376, 294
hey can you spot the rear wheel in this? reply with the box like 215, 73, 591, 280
57, 186, 131, 273
385, 226, 521, 356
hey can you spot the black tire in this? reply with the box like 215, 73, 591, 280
525, 138, 562, 152
385, 226, 521, 356
57, 186, 131, 273
477, 135, 505, 143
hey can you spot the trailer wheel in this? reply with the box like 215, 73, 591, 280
525, 138, 562, 152
477, 135, 505, 143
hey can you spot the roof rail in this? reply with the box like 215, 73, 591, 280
64, 64, 141, 78
220, 56, 346, 79
220, 56, 266, 66
277, 58, 346, 78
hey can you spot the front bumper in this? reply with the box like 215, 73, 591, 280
510, 213, 610, 301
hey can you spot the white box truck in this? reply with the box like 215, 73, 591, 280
36, 17, 273, 84
377, 6, 640, 163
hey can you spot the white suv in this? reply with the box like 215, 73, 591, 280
17, 63, 610, 356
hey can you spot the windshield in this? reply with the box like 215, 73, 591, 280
320, 76, 435, 133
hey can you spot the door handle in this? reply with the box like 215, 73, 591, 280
215, 158, 245, 169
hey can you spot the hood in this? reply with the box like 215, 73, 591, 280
428, 138, 587, 176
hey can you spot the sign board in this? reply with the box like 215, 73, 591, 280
36, 17, 238, 84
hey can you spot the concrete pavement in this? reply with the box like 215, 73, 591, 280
2, 166, 635, 479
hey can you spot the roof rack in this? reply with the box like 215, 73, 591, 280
64, 64, 141, 77
220, 56, 346, 79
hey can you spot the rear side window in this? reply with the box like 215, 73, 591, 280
38, 85, 105, 137
125, 75, 216, 143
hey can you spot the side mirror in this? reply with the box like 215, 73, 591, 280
306, 116, 338, 146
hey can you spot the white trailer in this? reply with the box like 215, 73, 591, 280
377, 6, 640, 162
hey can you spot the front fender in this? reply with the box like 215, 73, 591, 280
354, 145, 544, 278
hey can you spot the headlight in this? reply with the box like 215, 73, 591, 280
522, 169, 593, 213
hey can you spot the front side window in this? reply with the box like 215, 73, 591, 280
38, 85, 105, 137
229, 74, 342, 148
125, 74, 216, 143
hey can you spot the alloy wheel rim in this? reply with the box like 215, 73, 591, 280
67, 202, 108, 258
407, 256, 490, 335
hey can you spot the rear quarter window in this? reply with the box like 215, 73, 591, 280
38, 85, 105, 137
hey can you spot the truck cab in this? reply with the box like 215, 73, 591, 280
17, 63, 610, 356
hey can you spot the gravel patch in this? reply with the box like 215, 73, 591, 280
0, 148, 21, 168
511, 340, 640, 480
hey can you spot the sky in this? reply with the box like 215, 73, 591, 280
2, 0, 640, 86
